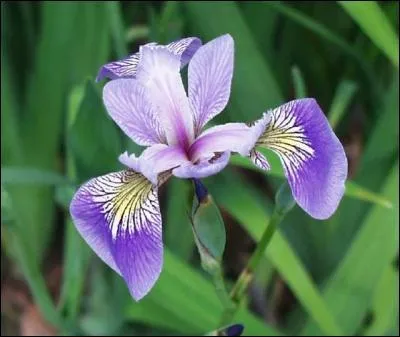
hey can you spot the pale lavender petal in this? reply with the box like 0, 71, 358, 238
189, 123, 260, 162
250, 149, 271, 171
96, 52, 141, 82
103, 79, 165, 146
96, 37, 202, 82
166, 37, 202, 68
119, 144, 189, 184
188, 34, 234, 134
173, 152, 230, 179
136, 46, 194, 148
253, 98, 348, 219
70, 169, 165, 301
119, 151, 141, 172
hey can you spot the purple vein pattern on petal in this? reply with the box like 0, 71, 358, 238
253, 98, 348, 219
189, 123, 260, 162
70, 170, 164, 301
103, 78, 165, 146
96, 37, 202, 82
173, 151, 230, 179
136, 46, 194, 148
188, 34, 234, 134
119, 144, 189, 184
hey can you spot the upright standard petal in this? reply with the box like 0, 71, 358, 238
96, 37, 202, 82
252, 98, 348, 219
136, 45, 194, 148
103, 79, 165, 146
188, 34, 234, 134
70, 169, 165, 301
189, 123, 260, 163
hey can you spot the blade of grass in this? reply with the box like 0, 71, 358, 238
58, 84, 89, 324
302, 160, 399, 335
326, 76, 399, 275
266, 1, 375, 99
291, 65, 307, 98
363, 264, 398, 336
12, 2, 111, 265
338, 1, 399, 68
107, 1, 128, 58
328, 79, 358, 129
1, 167, 69, 185
1, 9, 22, 165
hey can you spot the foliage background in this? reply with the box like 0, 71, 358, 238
1, 1, 398, 336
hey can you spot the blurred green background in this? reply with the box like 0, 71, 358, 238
1, 1, 398, 336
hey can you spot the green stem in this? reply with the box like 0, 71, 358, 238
220, 209, 284, 326
212, 267, 235, 311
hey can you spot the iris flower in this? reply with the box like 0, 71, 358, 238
70, 34, 347, 301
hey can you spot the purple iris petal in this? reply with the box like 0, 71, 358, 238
70, 169, 164, 300
108, 212, 162, 301
173, 151, 230, 179
70, 181, 121, 275
103, 78, 166, 146
251, 98, 348, 219
136, 46, 195, 149
188, 34, 234, 135
189, 123, 260, 162
96, 37, 202, 82
120, 144, 189, 184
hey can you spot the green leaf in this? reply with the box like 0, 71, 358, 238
265, 1, 374, 95
1, 166, 69, 186
291, 65, 307, 98
302, 160, 399, 335
125, 249, 281, 336
206, 170, 343, 336
165, 177, 194, 260
68, 79, 122, 183
327, 76, 399, 274
58, 84, 91, 324
266, 2, 355, 56
107, 1, 128, 58
338, 1, 399, 67
11, 2, 111, 264
328, 79, 358, 129
229, 154, 393, 209
59, 218, 91, 323
80, 265, 125, 335
1, 25, 22, 165
363, 264, 399, 336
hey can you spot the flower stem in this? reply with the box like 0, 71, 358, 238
212, 266, 235, 312
220, 182, 294, 326
220, 210, 283, 326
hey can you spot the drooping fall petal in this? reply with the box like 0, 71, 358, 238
251, 98, 348, 219
70, 170, 165, 301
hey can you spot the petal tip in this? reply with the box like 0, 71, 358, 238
125, 251, 164, 302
